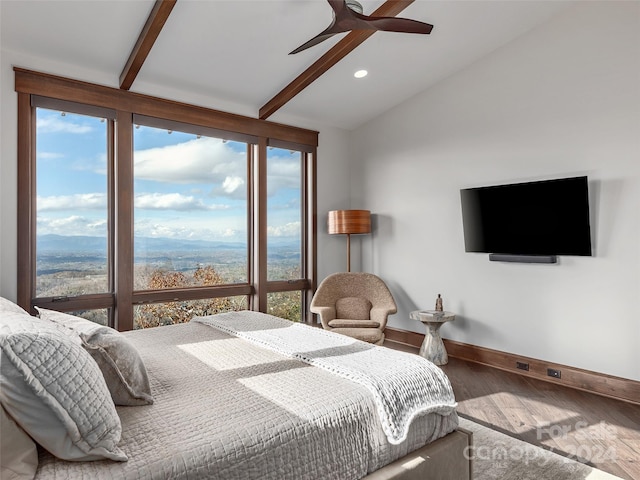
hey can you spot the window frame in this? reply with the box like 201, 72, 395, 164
30, 99, 116, 316
16, 68, 318, 329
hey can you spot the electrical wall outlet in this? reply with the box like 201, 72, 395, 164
547, 368, 561, 379
516, 361, 529, 371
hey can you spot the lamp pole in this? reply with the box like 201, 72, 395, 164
346, 233, 351, 272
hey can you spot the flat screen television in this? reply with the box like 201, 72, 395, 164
460, 176, 592, 261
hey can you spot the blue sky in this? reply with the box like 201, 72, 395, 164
35, 108, 302, 245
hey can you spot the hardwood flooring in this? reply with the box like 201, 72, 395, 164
385, 340, 640, 480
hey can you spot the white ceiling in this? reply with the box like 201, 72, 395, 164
1, 0, 572, 130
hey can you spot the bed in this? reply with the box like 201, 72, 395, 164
0, 300, 472, 480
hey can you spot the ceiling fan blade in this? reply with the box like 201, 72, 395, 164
289, 14, 352, 55
290, 0, 363, 55
289, 31, 341, 55
364, 16, 433, 34
290, 0, 433, 54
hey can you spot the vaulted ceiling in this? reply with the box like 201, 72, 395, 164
1, 0, 572, 130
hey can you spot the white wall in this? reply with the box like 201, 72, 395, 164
350, 1, 640, 381
0, 49, 350, 302
3, 2, 637, 381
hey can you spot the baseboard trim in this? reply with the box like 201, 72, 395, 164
385, 327, 640, 406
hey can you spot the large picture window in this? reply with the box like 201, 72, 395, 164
133, 122, 250, 290
16, 69, 317, 330
35, 107, 111, 299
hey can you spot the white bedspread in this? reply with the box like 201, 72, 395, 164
35, 313, 458, 480
193, 311, 457, 445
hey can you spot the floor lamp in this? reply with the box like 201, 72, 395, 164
328, 210, 371, 272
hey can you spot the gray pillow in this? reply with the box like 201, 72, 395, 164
335, 297, 372, 320
81, 331, 154, 406
36, 308, 153, 406
0, 329, 126, 462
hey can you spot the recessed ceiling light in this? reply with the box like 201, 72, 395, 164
354, 70, 368, 78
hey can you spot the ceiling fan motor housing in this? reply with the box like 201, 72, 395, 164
346, 0, 364, 14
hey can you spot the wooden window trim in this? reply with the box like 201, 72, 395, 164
15, 68, 318, 146
16, 69, 317, 328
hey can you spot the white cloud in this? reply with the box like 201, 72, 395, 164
37, 192, 230, 212
134, 138, 301, 198
134, 137, 246, 186
222, 176, 244, 194
37, 215, 106, 236
37, 193, 107, 211
37, 116, 93, 134
134, 193, 229, 211
134, 218, 246, 242
267, 221, 300, 237
37, 213, 249, 242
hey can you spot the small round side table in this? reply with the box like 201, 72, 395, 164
410, 310, 456, 365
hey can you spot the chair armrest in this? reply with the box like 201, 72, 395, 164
310, 306, 336, 329
370, 307, 396, 330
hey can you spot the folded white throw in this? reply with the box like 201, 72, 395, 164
193, 311, 457, 445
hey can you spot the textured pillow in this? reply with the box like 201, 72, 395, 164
0, 296, 30, 316
0, 309, 69, 337
36, 308, 153, 406
1, 404, 38, 480
0, 329, 127, 462
81, 331, 154, 406
35, 307, 106, 338
335, 297, 372, 320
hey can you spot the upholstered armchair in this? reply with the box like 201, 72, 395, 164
310, 272, 397, 345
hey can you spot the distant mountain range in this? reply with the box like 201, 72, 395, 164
37, 234, 246, 254
36, 234, 297, 254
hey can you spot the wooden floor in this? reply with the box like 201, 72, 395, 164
386, 341, 640, 480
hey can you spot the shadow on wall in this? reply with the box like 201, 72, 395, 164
365, 213, 501, 344
366, 213, 393, 273
591, 177, 623, 259
384, 282, 502, 345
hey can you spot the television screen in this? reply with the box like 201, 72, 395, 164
460, 176, 592, 257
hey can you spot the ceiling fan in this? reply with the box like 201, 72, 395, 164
290, 0, 433, 55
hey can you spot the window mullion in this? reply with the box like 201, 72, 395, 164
253, 139, 268, 312
115, 111, 134, 331
17, 93, 36, 313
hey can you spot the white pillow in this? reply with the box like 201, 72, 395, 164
36, 308, 153, 406
0, 329, 127, 462
0, 309, 69, 337
35, 307, 107, 338
1, 404, 38, 480
0, 296, 30, 316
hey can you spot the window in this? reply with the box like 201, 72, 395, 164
267, 147, 302, 282
264, 146, 310, 322
16, 69, 317, 330
133, 122, 249, 292
35, 107, 111, 298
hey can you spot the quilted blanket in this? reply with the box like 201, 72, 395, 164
193, 311, 457, 445
35, 315, 458, 479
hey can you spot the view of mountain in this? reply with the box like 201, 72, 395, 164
37, 234, 248, 254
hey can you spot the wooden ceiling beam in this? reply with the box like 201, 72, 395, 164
119, 0, 177, 91
259, 0, 415, 120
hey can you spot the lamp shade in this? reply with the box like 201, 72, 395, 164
328, 210, 371, 235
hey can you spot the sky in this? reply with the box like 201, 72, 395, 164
35, 108, 302, 246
